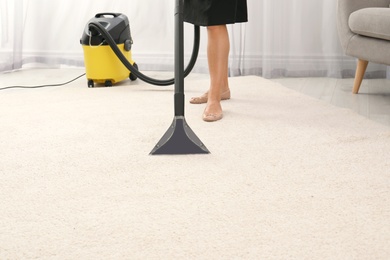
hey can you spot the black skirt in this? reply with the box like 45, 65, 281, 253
184, 0, 248, 26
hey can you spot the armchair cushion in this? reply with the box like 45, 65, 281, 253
349, 8, 390, 41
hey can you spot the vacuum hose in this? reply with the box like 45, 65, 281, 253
88, 21, 200, 86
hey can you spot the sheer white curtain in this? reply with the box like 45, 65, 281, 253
229, 0, 387, 78
0, 0, 177, 71
0, 0, 387, 78
0, 0, 24, 71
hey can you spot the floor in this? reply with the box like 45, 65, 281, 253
271, 77, 390, 127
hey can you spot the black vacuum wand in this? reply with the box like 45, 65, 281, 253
150, 0, 209, 155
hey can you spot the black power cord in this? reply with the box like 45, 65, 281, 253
0, 73, 86, 91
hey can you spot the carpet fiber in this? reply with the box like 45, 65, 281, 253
1, 69, 389, 259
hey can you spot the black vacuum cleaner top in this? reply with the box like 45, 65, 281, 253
80, 13, 132, 46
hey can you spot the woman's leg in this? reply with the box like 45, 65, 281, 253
203, 24, 230, 121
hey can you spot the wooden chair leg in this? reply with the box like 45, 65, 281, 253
353, 59, 369, 94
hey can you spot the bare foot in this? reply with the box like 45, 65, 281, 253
190, 89, 231, 104
203, 101, 223, 122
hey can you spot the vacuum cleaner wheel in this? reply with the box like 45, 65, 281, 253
88, 80, 94, 88
105, 80, 113, 87
129, 63, 138, 81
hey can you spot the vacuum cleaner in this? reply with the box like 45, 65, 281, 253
81, 10, 200, 87
80, 0, 209, 155
81, 13, 138, 87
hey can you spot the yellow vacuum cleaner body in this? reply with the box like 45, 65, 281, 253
81, 13, 137, 87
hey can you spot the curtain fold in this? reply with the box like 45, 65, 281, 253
0, 0, 387, 78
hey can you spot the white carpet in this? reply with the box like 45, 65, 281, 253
0, 69, 389, 259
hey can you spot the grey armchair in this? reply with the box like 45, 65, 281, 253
337, 0, 390, 94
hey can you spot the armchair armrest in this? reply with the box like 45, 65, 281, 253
337, 0, 390, 51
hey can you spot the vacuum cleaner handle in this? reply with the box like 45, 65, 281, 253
95, 13, 121, 18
